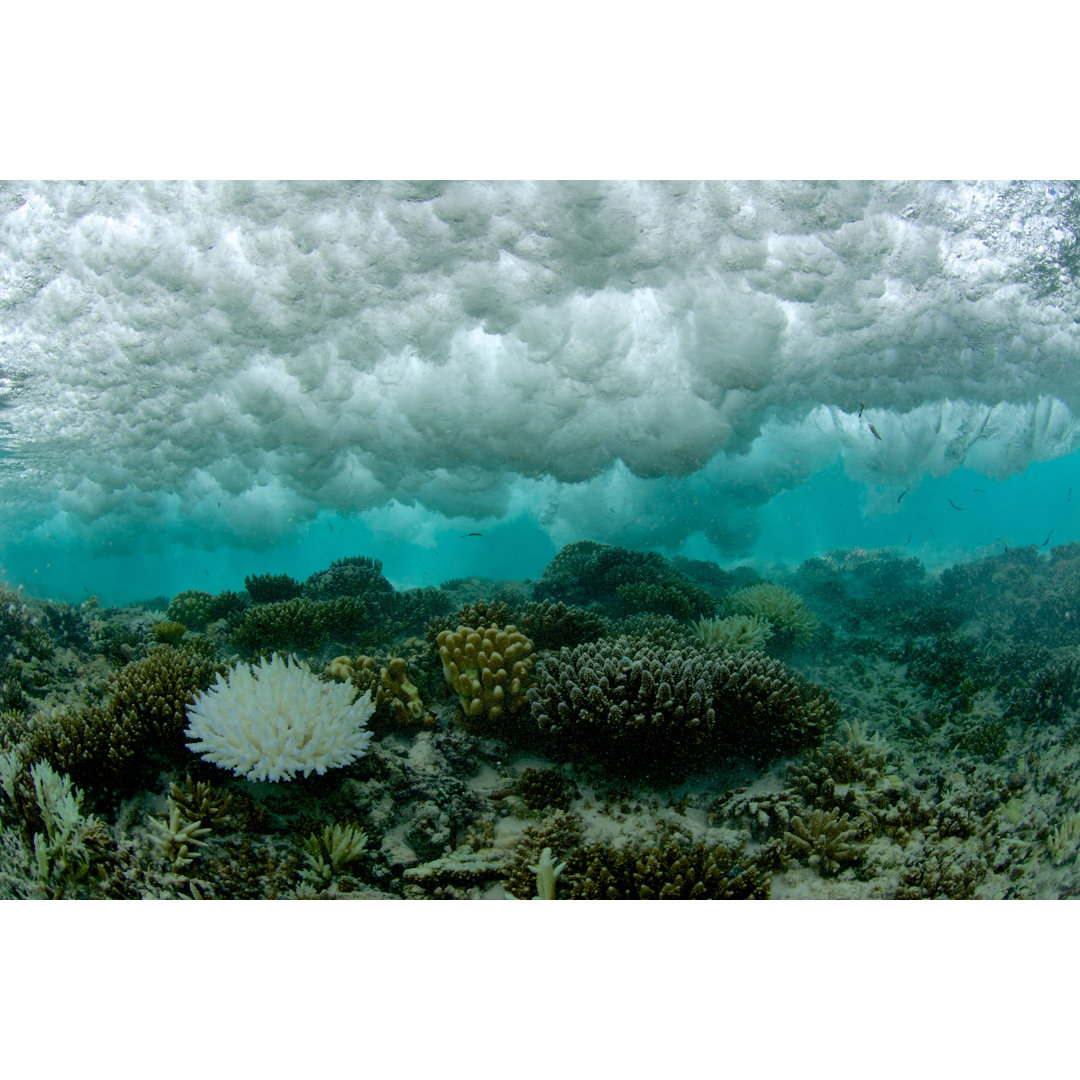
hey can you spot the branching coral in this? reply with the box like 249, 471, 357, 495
563, 835, 771, 899
231, 596, 369, 652
299, 823, 369, 887
1047, 812, 1080, 865
437, 624, 534, 727
185, 653, 375, 782
783, 808, 866, 875
28, 760, 108, 896
147, 797, 212, 871
244, 572, 302, 603
527, 635, 837, 772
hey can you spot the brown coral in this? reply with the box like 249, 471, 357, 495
326, 654, 430, 728
783, 808, 867, 875
563, 835, 771, 900
526, 635, 837, 773
437, 624, 534, 727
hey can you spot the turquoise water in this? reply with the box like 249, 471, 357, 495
5, 180, 1080, 901
2, 180, 1079, 604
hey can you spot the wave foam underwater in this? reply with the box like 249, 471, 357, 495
2, 180, 1080, 601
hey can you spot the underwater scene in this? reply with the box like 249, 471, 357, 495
3, 179, 1080, 900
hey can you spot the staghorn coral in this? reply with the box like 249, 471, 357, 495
425, 599, 512, 645
106, 645, 224, 759
22, 702, 144, 797
614, 580, 716, 621
147, 797, 212, 871
1046, 812, 1080, 865
517, 767, 574, 811
27, 760, 110, 897
150, 620, 187, 645
563, 834, 771, 899
527, 635, 837, 773
303, 555, 395, 616
895, 840, 986, 898
437, 624, 534, 727
168, 773, 233, 829
502, 809, 584, 899
16, 645, 221, 797
535, 541, 683, 610
783, 808, 867, 875
725, 583, 818, 644
299, 823, 369, 888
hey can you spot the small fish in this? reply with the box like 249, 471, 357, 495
972, 488, 987, 494
204, 568, 210, 576
327, 522, 333, 531
897, 487, 910, 504
868, 423, 882, 441
858, 403, 865, 419
1042, 530, 1054, 547
463, 532, 483, 537
948, 499, 964, 511
905, 532, 912, 545
1069, 488, 1073, 503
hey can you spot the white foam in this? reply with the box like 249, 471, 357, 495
2, 181, 1078, 566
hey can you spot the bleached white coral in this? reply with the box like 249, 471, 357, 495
184, 653, 374, 783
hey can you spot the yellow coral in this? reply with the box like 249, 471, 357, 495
327, 655, 428, 727
437, 624, 534, 726
380, 657, 424, 724
325, 656, 357, 681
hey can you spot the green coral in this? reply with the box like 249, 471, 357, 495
28, 760, 107, 897
527, 635, 838, 773
693, 614, 774, 651
22, 645, 222, 795
299, 823, 369, 888
564, 835, 771, 899
726, 583, 818, 644
783, 808, 866, 875
167, 590, 217, 630
244, 572, 302, 603
231, 596, 369, 652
